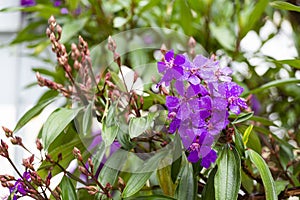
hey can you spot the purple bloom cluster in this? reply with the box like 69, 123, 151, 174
9, 172, 31, 200
157, 50, 247, 168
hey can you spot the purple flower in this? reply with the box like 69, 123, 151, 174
157, 50, 185, 87
20, 0, 36, 6
9, 171, 31, 199
226, 82, 247, 115
53, 0, 62, 7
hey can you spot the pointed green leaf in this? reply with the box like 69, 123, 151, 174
14, 98, 55, 132
42, 107, 82, 150
232, 112, 254, 124
122, 149, 169, 198
215, 145, 241, 200
157, 164, 176, 197
247, 149, 278, 200
82, 102, 93, 136
243, 124, 253, 146
124, 194, 176, 200
102, 125, 119, 147
202, 167, 217, 200
270, 1, 300, 12
273, 59, 300, 69
176, 156, 195, 200
233, 126, 245, 157
60, 17, 89, 43
60, 176, 78, 200
243, 78, 300, 96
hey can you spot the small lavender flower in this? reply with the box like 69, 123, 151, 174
20, 0, 36, 7
9, 171, 31, 200
157, 50, 185, 87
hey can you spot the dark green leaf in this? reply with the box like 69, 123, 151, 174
270, 1, 300, 12
233, 126, 245, 157
42, 107, 82, 150
14, 98, 55, 132
247, 149, 278, 200
202, 167, 217, 200
60, 176, 78, 200
214, 145, 241, 200
176, 155, 195, 200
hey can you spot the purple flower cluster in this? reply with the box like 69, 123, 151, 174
9, 172, 31, 200
157, 50, 247, 168
20, 0, 36, 7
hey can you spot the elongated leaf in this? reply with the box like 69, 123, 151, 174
232, 112, 254, 124
273, 59, 300, 69
176, 156, 195, 200
14, 98, 55, 132
60, 17, 89, 43
243, 124, 253, 146
215, 145, 241, 200
42, 107, 82, 150
98, 150, 127, 186
122, 149, 169, 198
270, 1, 300, 12
157, 164, 176, 197
202, 167, 217, 200
82, 102, 93, 136
244, 78, 300, 96
247, 149, 278, 200
125, 194, 176, 200
60, 176, 78, 200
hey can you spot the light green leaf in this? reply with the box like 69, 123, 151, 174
110, 71, 127, 92
102, 125, 119, 147
60, 17, 89, 43
275, 180, 289, 196
60, 176, 78, 200
122, 149, 169, 198
98, 150, 127, 186
82, 102, 93, 136
129, 117, 147, 138
113, 17, 128, 28
215, 145, 241, 200
42, 107, 82, 150
244, 78, 300, 96
243, 124, 253, 146
14, 98, 55, 132
232, 112, 254, 124
273, 59, 300, 69
125, 195, 176, 200
157, 164, 176, 197
247, 149, 278, 200
210, 23, 235, 50
270, 1, 300, 12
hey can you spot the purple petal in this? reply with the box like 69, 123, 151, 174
193, 55, 208, 67
171, 65, 184, 79
188, 75, 201, 85
188, 150, 200, 163
174, 80, 185, 96
169, 118, 180, 133
177, 102, 189, 120
201, 149, 217, 168
166, 96, 180, 110
174, 54, 185, 65
165, 50, 174, 62
157, 62, 166, 73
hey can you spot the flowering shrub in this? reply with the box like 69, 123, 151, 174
1, 1, 300, 200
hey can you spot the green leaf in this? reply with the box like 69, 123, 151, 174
270, 1, 300, 12
243, 124, 253, 146
125, 195, 176, 200
60, 176, 78, 200
102, 125, 119, 147
110, 71, 127, 92
243, 78, 300, 96
122, 149, 169, 198
14, 98, 55, 132
82, 102, 93, 136
214, 145, 241, 200
113, 17, 128, 28
128, 117, 148, 138
157, 164, 176, 197
275, 180, 289, 196
240, 0, 269, 38
233, 126, 245, 157
247, 149, 278, 200
42, 107, 82, 150
273, 59, 300, 69
60, 17, 89, 43
137, 0, 161, 15
210, 23, 235, 51
98, 150, 127, 186
202, 167, 217, 200
232, 112, 254, 124
176, 155, 195, 200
